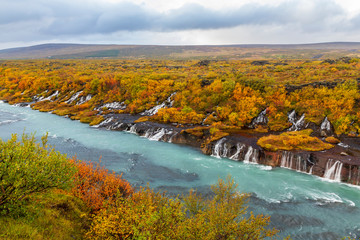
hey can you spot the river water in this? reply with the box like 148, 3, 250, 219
0, 101, 359, 239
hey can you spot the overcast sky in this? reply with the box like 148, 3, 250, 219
1, 0, 360, 50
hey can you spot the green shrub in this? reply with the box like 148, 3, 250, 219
87, 176, 278, 239
0, 133, 76, 215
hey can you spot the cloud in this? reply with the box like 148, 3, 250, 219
0, 0, 359, 48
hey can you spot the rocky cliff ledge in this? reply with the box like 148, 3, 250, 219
9, 99, 360, 187
93, 111, 360, 187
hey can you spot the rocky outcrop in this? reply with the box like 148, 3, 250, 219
86, 110, 360, 186
12, 98, 360, 187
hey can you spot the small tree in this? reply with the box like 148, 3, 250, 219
87, 176, 278, 239
0, 133, 76, 214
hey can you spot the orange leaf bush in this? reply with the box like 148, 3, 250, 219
70, 159, 133, 212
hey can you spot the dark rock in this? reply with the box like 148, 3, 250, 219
201, 79, 214, 87
251, 60, 270, 66
285, 81, 340, 93
338, 56, 352, 63
321, 59, 336, 64
248, 109, 268, 128
197, 60, 210, 67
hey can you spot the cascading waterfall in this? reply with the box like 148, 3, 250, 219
76, 95, 92, 105
149, 128, 166, 141
229, 143, 244, 160
93, 117, 114, 128
281, 151, 293, 169
128, 125, 137, 134
243, 146, 253, 163
324, 159, 343, 182
212, 138, 226, 158
348, 166, 352, 182
308, 165, 314, 174
144, 129, 152, 138
43, 91, 59, 101
243, 146, 258, 164
295, 156, 307, 172
288, 110, 305, 131
65, 91, 83, 104
140, 92, 176, 116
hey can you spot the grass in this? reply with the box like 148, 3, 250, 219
257, 129, 334, 152
0, 191, 89, 240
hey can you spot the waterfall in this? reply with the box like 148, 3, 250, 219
43, 91, 59, 101
324, 159, 343, 182
149, 128, 166, 141
66, 91, 83, 104
288, 110, 305, 131
76, 95, 92, 105
288, 110, 296, 123
212, 138, 226, 158
321, 117, 331, 131
295, 156, 307, 172
140, 92, 176, 116
243, 146, 253, 163
108, 122, 123, 130
93, 117, 114, 128
309, 165, 314, 174
348, 166, 352, 182
243, 146, 258, 164
229, 143, 244, 160
96, 101, 127, 110
144, 129, 152, 138
249, 109, 268, 128
281, 151, 293, 169
128, 125, 137, 134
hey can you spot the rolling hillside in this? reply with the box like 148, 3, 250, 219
1, 42, 360, 60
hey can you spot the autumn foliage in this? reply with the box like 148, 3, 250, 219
87, 176, 278, 240
0, 59, 360, 136
70, 159, 133, 212
257, 129, 334, 151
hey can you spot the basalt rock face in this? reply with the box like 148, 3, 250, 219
204, 136, 360, 185
95, 115, 202, 148
13, 97, 360, 186
91, 111, 360, 186
285, 110, 335, 137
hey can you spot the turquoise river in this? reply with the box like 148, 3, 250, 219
0, 101, 359, 239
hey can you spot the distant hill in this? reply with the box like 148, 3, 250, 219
1, 42, 360, 60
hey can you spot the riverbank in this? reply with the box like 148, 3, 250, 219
6, 99, 360, 187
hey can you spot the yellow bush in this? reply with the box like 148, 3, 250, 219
257, 129, 334, 151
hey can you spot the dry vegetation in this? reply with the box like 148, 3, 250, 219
0, 58, 360, 148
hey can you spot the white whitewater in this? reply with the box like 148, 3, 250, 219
42, 91, 59, 101
288, 110, 305, 131
93, 117, 114, 128
229, 143, 244, 160
281, 151, 293, 169
308, 165, 314, 174
97, 101, 127, 110
243, 146, 258, 164
249, 109, 268, 127
128, 125, 137, 134
140, 92, 176, 116
66, 91, 83, 104
149, 128, 166, 141
212, 138, 226, 158
324, 159, 343, 182
295, 156, 307, 172
76, 95, 92, 105
321, 117, 332, 132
